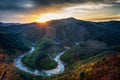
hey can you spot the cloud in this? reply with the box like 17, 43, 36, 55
64, 3, 114, 11
0, 0, 119, 11
32, 0, 118, 6
87, 16, 120, 21
31, 0, 120, 12
0, 0, 34, 11
0, 0, 120, 23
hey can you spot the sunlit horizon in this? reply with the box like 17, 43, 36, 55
0, 0, 120, 23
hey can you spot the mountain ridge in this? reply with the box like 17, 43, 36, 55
0, 17, 120, 51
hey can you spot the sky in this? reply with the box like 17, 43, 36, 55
0, 0, 120, 23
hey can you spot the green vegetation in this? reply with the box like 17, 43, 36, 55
22, 52, 57, 70
22, 38, 58, 70
61, 44, 120, 71
35, 38, 55, 51
0, 33, 31, 51
61, 45, 105, 66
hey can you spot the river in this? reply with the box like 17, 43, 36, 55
14, 47, 66, 76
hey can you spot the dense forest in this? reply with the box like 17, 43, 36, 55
0, 18, 120, 80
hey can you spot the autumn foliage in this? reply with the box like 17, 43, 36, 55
0, 53, 20, 80
0, 63, 21, 80
58, 54, 120, 80
88, 54, 120, 80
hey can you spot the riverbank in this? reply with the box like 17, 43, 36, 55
14, 47, 66, 76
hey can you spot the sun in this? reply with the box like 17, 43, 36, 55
37, 16, 49, 23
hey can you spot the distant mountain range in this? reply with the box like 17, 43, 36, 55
0, 17, 120, 51
0, 22, 20, 26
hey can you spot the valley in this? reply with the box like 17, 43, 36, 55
0, 18, 120, 80
15, 46, 66, 76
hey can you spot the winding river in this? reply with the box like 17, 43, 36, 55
14, 47, 66, 76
